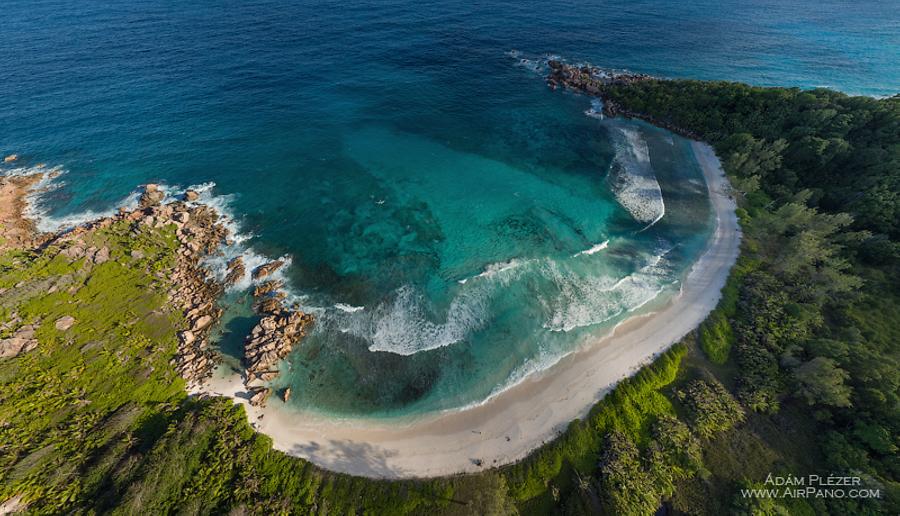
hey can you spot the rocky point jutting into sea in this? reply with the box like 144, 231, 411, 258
0, 171, 312, 408
546, 60, 701, 140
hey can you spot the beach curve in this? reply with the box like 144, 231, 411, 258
195, 140, 741, 479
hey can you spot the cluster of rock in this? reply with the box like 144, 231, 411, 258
252, 259, 284, 280
546, 60, 654, 94
0, 174, 52, 252
0, 321, 38, 358
45, 184, 231, 385
243, 260, 312, 406
2, 175, 314, 405
243, 307, 313, 406
545, 60, 701, 140
224, 256, 246, 287
0, 315, 76, 358
150, 188, 229, 386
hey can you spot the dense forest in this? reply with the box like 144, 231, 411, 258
593, 80, 900, 514
0, 81, 897, 515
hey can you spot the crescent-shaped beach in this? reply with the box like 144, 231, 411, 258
196, 140, 742, 479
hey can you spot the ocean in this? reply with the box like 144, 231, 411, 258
1, 0, 897, 418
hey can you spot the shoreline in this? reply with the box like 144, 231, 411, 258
195, 139, 741, 479
0, 172, 45, 251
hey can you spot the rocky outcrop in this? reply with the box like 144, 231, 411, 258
138, 184, 165, 209
546, 60, 655, 93
0, 174, 49, 251
0, 324, 38, 358
252, 260, 284, 280
42, 185, 232, 385
243, 308, 313, 406
255, 297, 283, 314
545, 60, 701, 140
253, 280, 283, 298
224, 256, 246, 287
3, 177, 313, 403
162, 201, 229, 386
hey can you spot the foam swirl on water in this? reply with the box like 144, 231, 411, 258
573, 239, 609, 257
544, 244, 676, 333
608, 127, 666, 227
360, 285, 490, 356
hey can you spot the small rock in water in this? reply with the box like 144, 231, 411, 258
184, 189, 200, 201
4, 154, 18, 163
55, 316, 76, 331
139, 184, 165, 208
253, 280, 283, 298
252, 260, 285, 280
224, 256, 246, 286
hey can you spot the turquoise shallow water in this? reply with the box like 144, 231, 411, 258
1, 0, 897, 417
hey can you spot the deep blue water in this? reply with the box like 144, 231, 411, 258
1, 0, 897, 417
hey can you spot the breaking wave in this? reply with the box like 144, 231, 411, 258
573, 239, 609, 257
584, 98, 605, 119
458, 258, 530, 284
6, 164, 144, 233
332, 258, 535, 356
608, 127, 666, 228
507, 50, 560, 75
544, 244, 676, 332
347, 285, 491, 356
334, 303, 365, 313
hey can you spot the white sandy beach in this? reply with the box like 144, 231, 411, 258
196, 140, 741, 479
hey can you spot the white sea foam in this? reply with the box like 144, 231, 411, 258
334, 303, 365, 313
543, 245, 676, 332
608, 127, 666, 227
360, 285, 491, 356
10, 165, 144, 233
584, 98, 605, 119
451, 346, 568, 412
508, 51, 560, 75
327, 257, 535, 355
457, 258, 529, 284
572, 239, 609, 257
142, 181, 295, 295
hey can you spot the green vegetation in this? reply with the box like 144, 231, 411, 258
676, 379, 745, 439
699, 311, 734, 364
1, 80, 897, 514
599, 81, 900, 514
